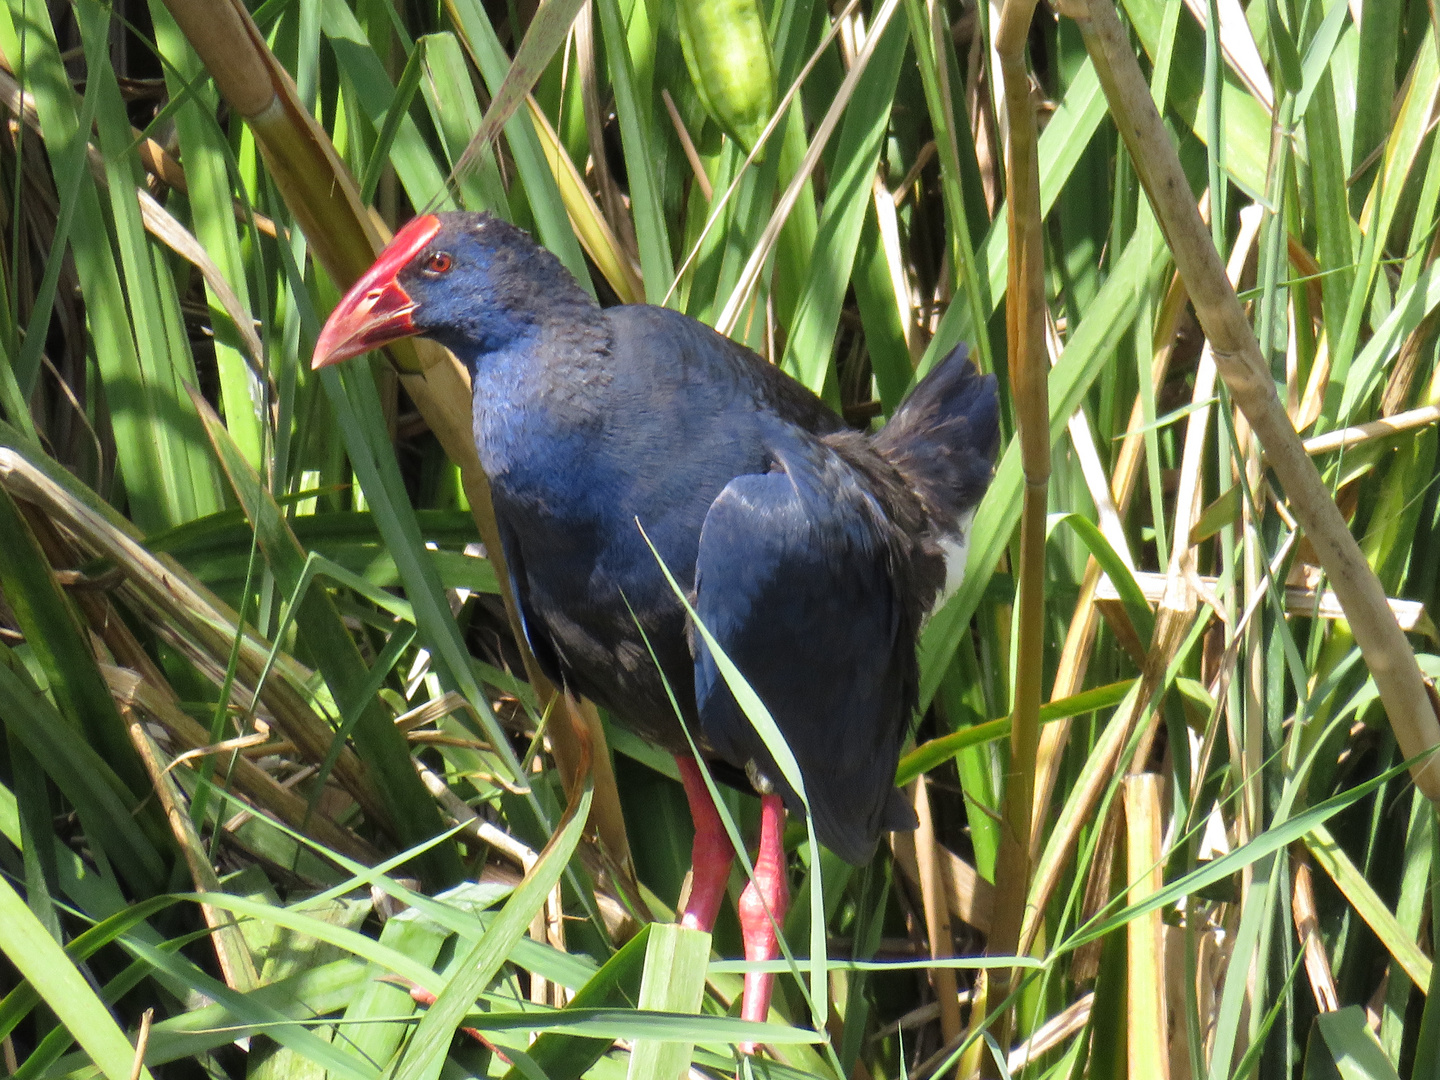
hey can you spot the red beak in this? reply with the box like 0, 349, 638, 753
312, 215, 443, 368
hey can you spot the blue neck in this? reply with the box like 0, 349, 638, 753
460, 320, 612, 491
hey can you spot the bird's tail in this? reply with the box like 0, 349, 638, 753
873, 343, 1000, 542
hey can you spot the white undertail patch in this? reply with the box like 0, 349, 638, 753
930, 508, 976, 619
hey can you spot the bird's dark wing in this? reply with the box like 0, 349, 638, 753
692, 437, 919, 865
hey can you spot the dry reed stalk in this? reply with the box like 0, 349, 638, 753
912, 777, 963, 1078
1291, 855, 1339, 1013
106, 665, 380, 865
1125, 774, 1170, 1080
983, 0, 1046, 1066
128, 721, 260, 992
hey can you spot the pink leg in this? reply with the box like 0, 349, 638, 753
677, 757, 734, 932
737, 793, 789, 1051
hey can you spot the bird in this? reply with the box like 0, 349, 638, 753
313, 211, 999, 1041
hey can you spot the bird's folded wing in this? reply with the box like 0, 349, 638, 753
692, 445, 917, 864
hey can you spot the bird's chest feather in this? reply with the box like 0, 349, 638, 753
474, 393, 676, 631
475, 399, 602, 524
471, 389, 727, 742
473, 356, 766, 582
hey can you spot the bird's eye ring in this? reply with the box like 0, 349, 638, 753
425, 251, 453, 274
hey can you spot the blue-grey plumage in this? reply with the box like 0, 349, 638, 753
314, 211, 1000, 866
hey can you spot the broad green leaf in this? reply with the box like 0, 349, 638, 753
505, 924, 657, 1080
1312, 1006, 1403, 1080
0, 876, 158, 1080
625, 924, 710, 1080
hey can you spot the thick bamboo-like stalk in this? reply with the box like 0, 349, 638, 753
1062, 0, 1440, 800
983, 0, 1046, 1066
158, 0, 635, 875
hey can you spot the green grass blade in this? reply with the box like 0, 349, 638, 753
41, 959, 370, 1075
358, 35, 429, 204
448, 0, 588, 194
780, 11, 907, 397
150, 1, 267, 469
185, 891, 445, 990
1, 0, 214, 530
0, 876, 158, 1080
392, 783, 592, 1080
1048, 511, 1155, 642
1312, 1006, 1404, 1080
418, 31, 512, 215
638, 525, 831, 1038
596, 0, 673, 301
896, 679, 1137, 785
446, 0, 595, 287
322, 0, 455, 211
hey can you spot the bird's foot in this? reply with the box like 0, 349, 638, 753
382, 980, 513, 1064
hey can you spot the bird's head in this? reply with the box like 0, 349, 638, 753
312, 211, 595, 369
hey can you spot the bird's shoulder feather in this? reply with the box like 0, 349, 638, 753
602, 306, 847, 437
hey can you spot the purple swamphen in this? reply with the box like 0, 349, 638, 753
313, 212, 999, 1037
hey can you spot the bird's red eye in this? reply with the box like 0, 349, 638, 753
425, 251, 453, 274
